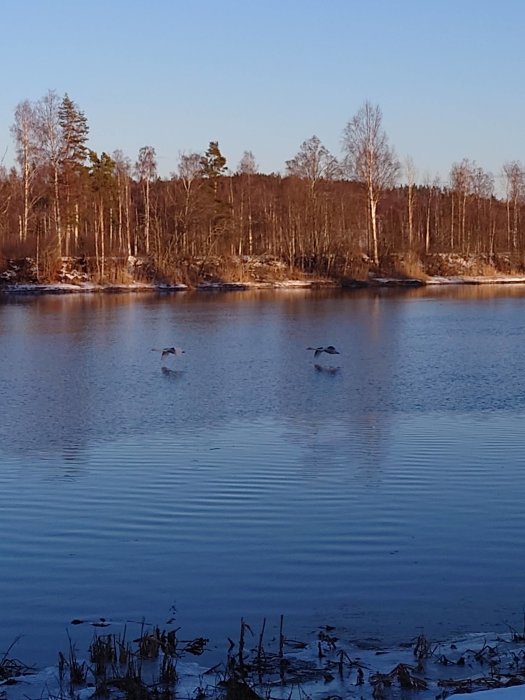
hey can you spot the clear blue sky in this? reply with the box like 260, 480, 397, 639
1, 0, 524, 183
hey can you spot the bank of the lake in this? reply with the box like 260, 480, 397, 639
3, 252, 525, 294
4, 273, 525, 295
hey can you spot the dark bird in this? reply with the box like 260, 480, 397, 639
152, 347, 185, 360
307, 345, 340, 357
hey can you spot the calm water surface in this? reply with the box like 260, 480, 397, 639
1, 286, 525, 666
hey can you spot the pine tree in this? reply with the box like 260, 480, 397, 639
59, 93, 89, 169
200, 141, 227, 180
58, 94, 90, 255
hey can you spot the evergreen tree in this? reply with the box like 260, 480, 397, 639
59, 93, 89, 169
58, 93, 90, 255
200, 141, 227, 180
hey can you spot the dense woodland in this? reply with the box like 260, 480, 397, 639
1, 90, 524, 284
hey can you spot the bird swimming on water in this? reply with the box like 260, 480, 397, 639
152, 346, 185, 360
307, 345, 340, 357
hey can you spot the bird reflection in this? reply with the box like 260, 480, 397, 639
161, 366, 183, 379
314, 364, 340, 374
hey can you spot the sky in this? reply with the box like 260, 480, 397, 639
1, 0, 524, 184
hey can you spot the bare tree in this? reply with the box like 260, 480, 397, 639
342, 102, 399, 264
177, 151, 204, 254
286, 135, 340, 192
178, 151, 202, 194
35, 90, 64, 253
449, 158, 473, 251
237, 150, 258, 175
404, 156, 417, 251
11, 100, 40, 242
502, 161, 525, 251
113, 149, 133, 255
236, 151, 258, 255
470, 164, 494, 254
135, 145, 157, 254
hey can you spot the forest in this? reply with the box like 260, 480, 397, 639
1, 90, 524, 285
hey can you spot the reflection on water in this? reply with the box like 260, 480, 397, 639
2, 287, 525, 665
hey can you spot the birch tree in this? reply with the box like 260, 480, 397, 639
113, 149, 133, 255
286, 135, 341, 263
237, 151, 258, 255
135, 145, 157, 254
449, 159, 474, 252
11, 100, 40, 242
285, 135, 340, 192
177, 152, 203, 255
35, 90, 64, 253
237, 150, 258, 176
502, 161, 525, 251
342, 102, 399, 264
404, 156, 417, 251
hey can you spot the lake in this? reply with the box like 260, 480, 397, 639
1, 285, 525, 668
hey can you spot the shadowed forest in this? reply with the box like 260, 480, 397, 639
1, 90, 524, 284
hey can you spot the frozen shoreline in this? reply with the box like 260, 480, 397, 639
3, 629, 525, 700
3, 274, 525, 295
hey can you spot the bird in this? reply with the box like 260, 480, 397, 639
152, 346, 185, 361
307, 345, 340, 357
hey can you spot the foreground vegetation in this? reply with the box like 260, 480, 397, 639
3, 616, 525, 700
2, 92, 525, 287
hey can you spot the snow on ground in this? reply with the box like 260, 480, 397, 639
468, 688, 525, 700
426, 276, 525, 285
4, 275, 525, 295
0, 281, 188, 294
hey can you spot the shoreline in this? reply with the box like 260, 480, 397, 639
3, 274, 525, 295
3, 625, 525, 700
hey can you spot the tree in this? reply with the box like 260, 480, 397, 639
11, 100, 40, 242
285, 135, 340, 192
135, 145, 157, 254
502, 161, 525, 251
113, 149, 133, 256
35, 90, 63, 252
58, 93, 89, 254
177, 151, 203, 254
285, 135, 341, 265
236, 151, 258, 255
449, 158, 476, 252
199, 142, 230, 251
342, 102, 399, 264
470, 164, 494, 254
59, 94, 89, 168
404, 156, 417, 251
237, 150, 258, 176
200, 141, 227, 182
89, 150, 116, 278
178, 151, 202, 191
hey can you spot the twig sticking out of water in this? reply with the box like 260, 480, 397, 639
0, 637, 34, 682
413, 634, 437, 661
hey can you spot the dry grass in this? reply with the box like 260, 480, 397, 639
379, 253, 429, 281
397, 254, 430, 281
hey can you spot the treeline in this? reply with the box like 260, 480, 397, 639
1, 90, 524, 282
